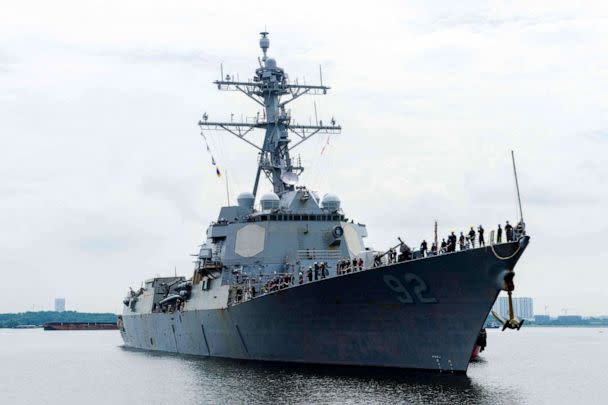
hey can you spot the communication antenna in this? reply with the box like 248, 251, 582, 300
198, 31, 341, 196
511, 151, 524, 225
434, 220, 438, 251
225, 170, 231, 206
319, 65, 323, 86
260, 31, 269, 61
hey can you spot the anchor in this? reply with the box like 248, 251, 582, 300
492, 271, 525, 331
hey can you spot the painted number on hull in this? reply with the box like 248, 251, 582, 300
383, 274, 438, 304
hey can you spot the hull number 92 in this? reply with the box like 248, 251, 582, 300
383, 273, 438, 304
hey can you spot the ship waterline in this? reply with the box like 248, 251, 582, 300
120, 238, 528, 373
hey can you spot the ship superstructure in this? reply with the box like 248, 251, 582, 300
119, 33, 530, 374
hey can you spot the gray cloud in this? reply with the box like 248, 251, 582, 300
139, 175, 204, 223
0, 51, 18, 72
99, 47, 212, 66
0, 0, 607, 315
583, 129, 608, 142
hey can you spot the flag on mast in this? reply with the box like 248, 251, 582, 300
200, 130, 222, 179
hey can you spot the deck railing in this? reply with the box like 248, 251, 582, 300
226, 236, 525, 307
296, 249, 342, 261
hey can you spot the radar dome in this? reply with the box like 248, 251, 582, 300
322, 193, 341, 211
260, 36, 269, 51
237, 192, 255, 209
265, 58, 277, 69
260, 192, 280, 210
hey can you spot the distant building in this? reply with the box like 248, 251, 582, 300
54, 298, 65, 312
534, 314, 551, 323
557, 315, 583, 323
491, 296, 534, 321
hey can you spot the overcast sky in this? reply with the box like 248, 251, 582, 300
1, 1, 607, 315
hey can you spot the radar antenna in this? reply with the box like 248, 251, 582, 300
198, 32, 341, 197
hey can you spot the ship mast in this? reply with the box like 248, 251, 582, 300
198, 32, 341, 197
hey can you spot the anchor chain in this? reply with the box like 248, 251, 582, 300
491, 271, 525, 331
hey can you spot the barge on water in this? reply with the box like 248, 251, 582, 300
43, 322, 118, 331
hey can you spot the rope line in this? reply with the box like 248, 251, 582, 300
490, 240, 522, 260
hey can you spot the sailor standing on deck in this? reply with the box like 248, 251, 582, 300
314, 262, 319, 281
307, 266, 313, 282
478, 225, 485, 246
505, 221, 514, 242
459, 232, 466, 250
449, 232, 457, 252
420, 240, 428, 257
515, 221, 525, 239
497, 224, 503, 243
468, 227, 476, 248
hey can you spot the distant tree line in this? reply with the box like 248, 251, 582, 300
485, 316, 608, 328
529, 317, 608, 326
0, 311, 117, 328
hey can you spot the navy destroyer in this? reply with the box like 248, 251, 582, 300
119, 32, 530, 374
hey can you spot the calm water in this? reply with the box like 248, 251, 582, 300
1, 327, 606, 404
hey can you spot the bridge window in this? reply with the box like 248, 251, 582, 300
251, 213, 343, 222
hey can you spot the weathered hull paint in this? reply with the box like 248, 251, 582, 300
121, 238, 528, 373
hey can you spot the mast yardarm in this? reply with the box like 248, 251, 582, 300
198, 32, 341, 196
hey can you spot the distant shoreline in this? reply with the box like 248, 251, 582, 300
525, 325, 607, 328
486, 317, 608, 329
3, 311, 606, 329
0, 311, 117, 329
501, 324, 608, 328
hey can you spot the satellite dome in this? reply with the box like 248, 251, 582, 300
322, 193, 341, 211
265, 58, 277, 69
260, 192, 280, 210
237, 192, 255, 209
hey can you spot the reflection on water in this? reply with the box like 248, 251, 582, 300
124, 347, 518, 404
2, 328, 607, 405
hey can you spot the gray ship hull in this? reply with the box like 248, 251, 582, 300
120, 238, 528, 373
